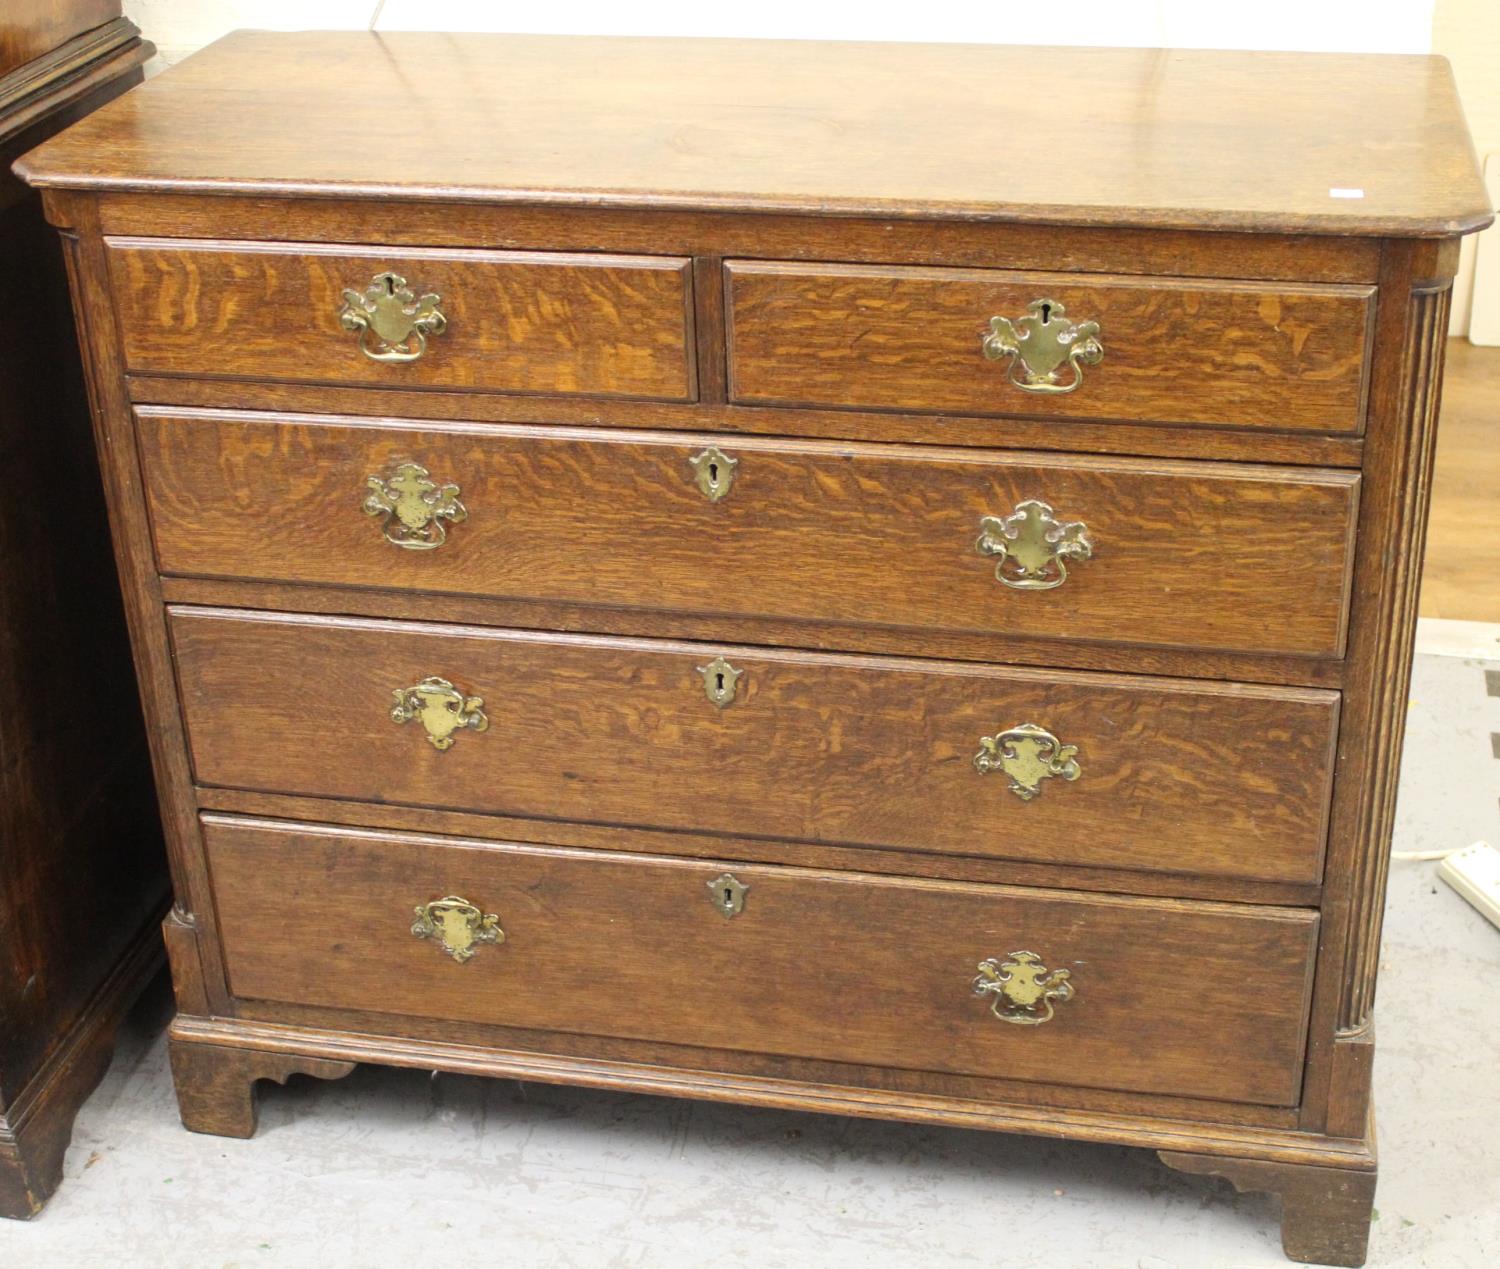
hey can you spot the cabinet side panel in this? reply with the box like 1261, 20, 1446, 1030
1298, 237, 1454, 1137
51, 191, 229, 1016
1341, 283, 1450, 1028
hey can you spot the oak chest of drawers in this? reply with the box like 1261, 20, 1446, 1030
16, 32, 1492, 1265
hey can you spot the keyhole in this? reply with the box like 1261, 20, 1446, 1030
715, 671, 726, 696
1039, 302, 1052, 323
384, 275, 397, 295
708, 872, 746, 917
708, 461, 720, 487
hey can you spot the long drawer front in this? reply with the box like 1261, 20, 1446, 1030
204, 817, 1318, 1106
138, 409, 1359, 658
171, 608, 1338, 885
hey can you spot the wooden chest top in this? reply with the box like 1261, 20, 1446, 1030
13, 30, 1492, 237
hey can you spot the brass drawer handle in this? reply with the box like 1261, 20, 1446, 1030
974, 723, 1080, 801
338, 271, 447, 363
976, 499, 1092, 590
973, 951, 1074, 1025
390, 676, 488, 750
411, 895, 504, 962
980, 298, 1102, 394
363, 462, 467, 550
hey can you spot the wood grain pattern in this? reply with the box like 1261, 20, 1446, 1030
203, 817, 1320, 1106
0, 1, 119, 81
0, 32, 150, 217
167, 1038, 353, 1139
1324, 1021, 1375, 1141
1292, 243, 1452, 1138
1339, 283, 1452, 1031
727, 262, 1374, 433
126, 373, 1368, 470
194, 786, 1324, 910
0, 161, 162, 1117
691, 257, 727, 404
1291, 245, 1456, 1146
0, 917, 162, 1219
15, 33, 1492, 236
160, 908, 209, 1019
1160, 1143, 1377, 1267
137, 408, 1360, 660
156, 574, 1349, 692
107, 239, 696, 402
170, 1011, 1377, 1167
14, 30, 1487, 1258
170, 608, 1339, 886
53, 191, 235, 1020
92, 194, 1385, 286
0, 26, 166, 1219
236, 994, 1298, 1130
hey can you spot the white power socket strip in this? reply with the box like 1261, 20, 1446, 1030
1438, 842, 1500, 933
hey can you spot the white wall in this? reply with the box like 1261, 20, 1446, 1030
126, 1, 1437, 67
1433, 0, 1500, 341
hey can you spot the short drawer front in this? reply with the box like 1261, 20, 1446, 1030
138, 410, 1359, 659
171, 609, 1338, 885
726, 261, 1374, 433
108, 239, 696, 401
204, 818, 1319, 1106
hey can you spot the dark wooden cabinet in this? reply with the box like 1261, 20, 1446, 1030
14, 33, 1493, 1262
0, 4, 166, 1219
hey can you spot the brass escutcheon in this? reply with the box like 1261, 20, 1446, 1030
338, 271, 447, 363
972, 951, 1074, 1025
411, 896, 504, 963
974, 723, 1080, 802
975, 499, 1093, 591
980, 298, 1102, 394
390, 676, 489, 750
689, 446, 738, 502
696, 656, 743, 708
707, 873, 748, 918
363, 461, 467, 550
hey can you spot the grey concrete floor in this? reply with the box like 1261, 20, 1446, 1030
3, 651, 1498, 1269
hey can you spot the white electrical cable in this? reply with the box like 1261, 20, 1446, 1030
369, 1, 387, 31
1392, 841, 1489, 862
